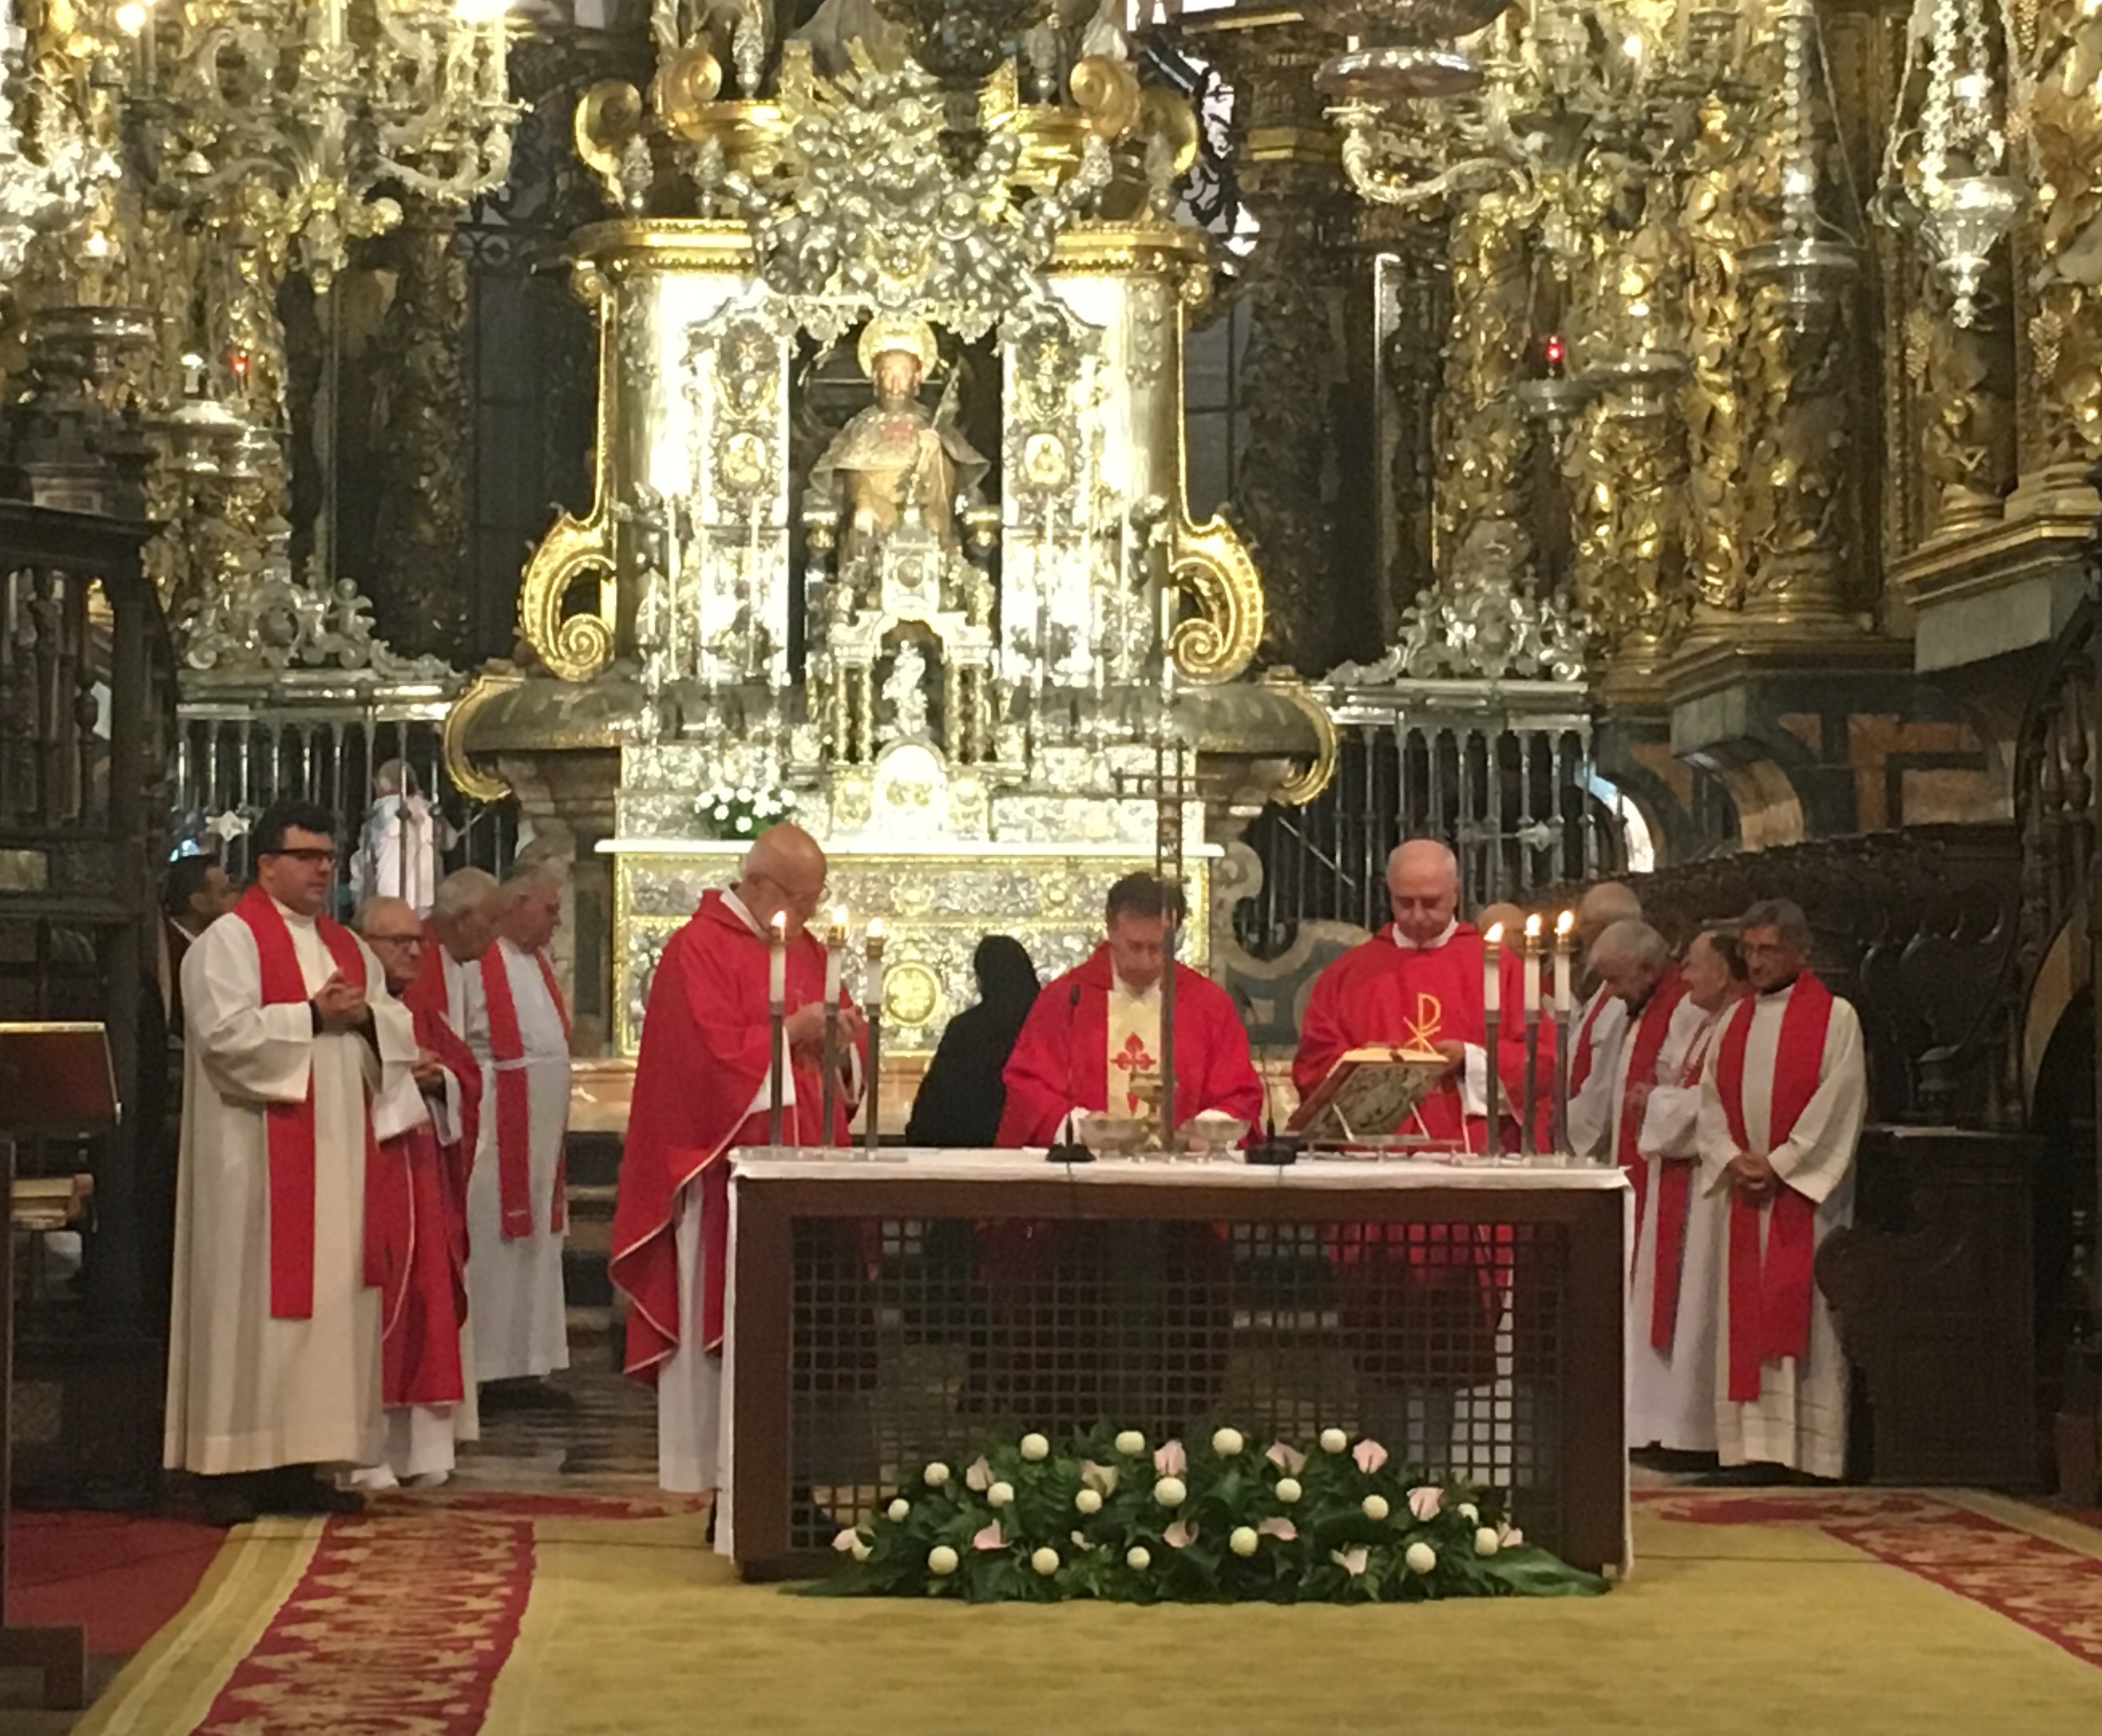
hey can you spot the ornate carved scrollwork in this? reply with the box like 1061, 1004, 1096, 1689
518, 267, 620, 683
1266, 676, 1339, 806
440, 664, 527, 804
1167, 507, 1264, 683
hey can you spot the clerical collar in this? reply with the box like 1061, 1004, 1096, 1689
721, 887, 765, 939
1759, 973, 1800, 998
1112, 973, 1159, 1001
1390, 918, 1459, 952
268, 893, 314, 928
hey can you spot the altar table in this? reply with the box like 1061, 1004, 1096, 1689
720, 1151, 1630, 1579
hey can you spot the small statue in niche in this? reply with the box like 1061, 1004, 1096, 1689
805, 313, 988, 563
883, 640, 932, 739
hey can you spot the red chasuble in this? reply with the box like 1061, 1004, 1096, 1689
993, 948, 1264, 1146
233, 884, 373, 1320
1612, 966, 1690, 1351
366, 997, 482, 1406
611, 891, 863, 1380
1292, 923, 1550, 1150
1714, 973, 1834, 1402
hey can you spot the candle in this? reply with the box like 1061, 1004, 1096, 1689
1522, 915, 1543, 1015
768, 911, 787, 1008
1483, 922, 1504, 1016
863, 919, 887, 1156
823, 904, 846, 1003
1553, 909, 1575, 1013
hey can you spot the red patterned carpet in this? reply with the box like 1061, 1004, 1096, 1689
1636, 1488, 2102, 1673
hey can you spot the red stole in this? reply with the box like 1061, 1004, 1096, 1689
1714, 974, 1834, 1402
233, 884, 373, 1320
1614, 968, 1689, 1351
481, 943, 570, 1240
1569, 988, 1611, 1092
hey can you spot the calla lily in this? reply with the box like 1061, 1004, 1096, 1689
1164, 1519, 1199, 1548
1265, 1441, 1308, 1474
1407, 1484, 1444, 1522
1079, 1458, 1119, 1496
972, 1521, 1005, 1551
1259, 1517, 1297, 1541
964, 1455, 993, 1493
1154, 1438, 1188, 1477
1352, 1438, 1390, 1474
1502, 1523, 1525, 1548
1331, 1545, 1369, 1577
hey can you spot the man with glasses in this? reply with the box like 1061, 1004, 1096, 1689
613, 821, 865, 1495
351, 896, 483, 1488
165, 799, 417, 1524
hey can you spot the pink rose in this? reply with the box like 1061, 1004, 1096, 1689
1265, 1441, 1307, 1474
1164, 1519, 1199, 1548
1407, 1485, 1444, 1522
972, 1521, 1004, 1551
1259, 1517, 1297, 1541
965, 1455, 993, 1493
1330, 1546, 1369, 1577
1352, 1438, 1390, 1474
1154, 1438, 1188, 1477
1502, 1524, 1524, 1548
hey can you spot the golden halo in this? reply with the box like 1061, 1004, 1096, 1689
856, 313, 940, 379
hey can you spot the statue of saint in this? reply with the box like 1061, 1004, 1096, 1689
883, 641, 932, 738
807, 313, 988, 563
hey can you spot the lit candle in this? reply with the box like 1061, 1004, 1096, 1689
1484, 922, 1504, 1016
823, 904, 846, 1003
769, 911, 787, 1008
1553, 909, 1575, 1013
1523, 914, 1544, 1016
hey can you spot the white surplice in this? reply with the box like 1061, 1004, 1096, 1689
460, 938, 572, 1382
1695, 980, 1866, 1478
1565, 983, 1629, 1160
1622, 996, 1730, 1452
165, 901, 416, 1475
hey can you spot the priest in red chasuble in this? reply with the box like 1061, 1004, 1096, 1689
612, 823, 865, 1495
1697, 898, 1864, 1480
353, 897, 483, 1488
996, 873, 1264, 1145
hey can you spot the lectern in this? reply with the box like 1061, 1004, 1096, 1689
0, 1023, 117, 1710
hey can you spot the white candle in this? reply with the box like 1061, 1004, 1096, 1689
823, 905, 846, 1003
1523, 915, 1544, 1015
1554, 909, 1575, 1013
1484, 923, 1504, 1017
769, 912, 787, 1008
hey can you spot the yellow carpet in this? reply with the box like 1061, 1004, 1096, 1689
73, 1490, 2102, 1736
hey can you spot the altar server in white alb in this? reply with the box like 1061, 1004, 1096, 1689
166, 799, 417, 1524
463, 862, 573, 1388
1697, 898, 1866, 1479
1564, 881, 1642, 1158
1618, 925, 1749, 1453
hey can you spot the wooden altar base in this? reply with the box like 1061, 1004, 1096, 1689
723, 1153, 1629, 1579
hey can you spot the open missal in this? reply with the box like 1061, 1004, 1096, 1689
1289, 1046, 1453, 1143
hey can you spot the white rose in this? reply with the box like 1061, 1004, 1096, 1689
1319, 1427, 1348, 1453
1474, 1527, 1500, 1557
887, 1498, 910, 1523
1362, 1494, 1390, 1522
1075, 1488, 1104, 1515
1115, 1429, 1146, 1455
923, 1463, 950, 1488
1404, 1541, 1437, 1575
1030, 1546, 1060, 1577
851, 1536, 873, 1563
1211, 1427, 1245, 1458
1459, 1502, 1479, 1524
1154, 1475, 1188, 1508
1229, 1525, 1259, 1558
1019, 1433, 1051, 1462
928, 1544, 959, 1576
988, 1481, 1015, 1508
1274, 1478, 1302, 1504
1126, 1545, 1152, 1571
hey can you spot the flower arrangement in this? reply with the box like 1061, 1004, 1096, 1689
808, 1425, 1606, 1603
693, 783, 794, 841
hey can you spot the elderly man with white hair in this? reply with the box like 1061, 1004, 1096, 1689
1564, 881, 1644, 1159
1697, 898, 1864, 1480
458, 861, 573, 1393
